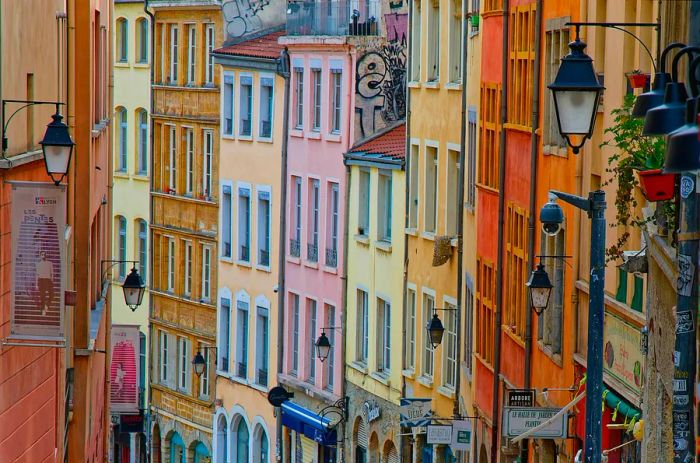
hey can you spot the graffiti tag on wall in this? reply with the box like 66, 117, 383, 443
223, 0, 287, 39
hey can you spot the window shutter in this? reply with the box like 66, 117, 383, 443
185, 339, 192, 393
168, 333, 177, 388
357, 418, 368, 449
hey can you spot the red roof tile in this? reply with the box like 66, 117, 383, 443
214, 30, 286, 59
348, 123, 406, 160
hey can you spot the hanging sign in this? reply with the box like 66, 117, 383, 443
451, 420, 472, 451
110, 325, 141, 414
426, 425, 452, 445
400, 398, 432, 427
603, 312, 644, 397
10, 182, 66, 340
502, 407, 567, 438
507, 389, 535, 407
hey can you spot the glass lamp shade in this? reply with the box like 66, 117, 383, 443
40, 113, 74, 184
551, 90, 600, 135
315, 332, 332, 362
642, 82, 688, 136
663, 98, 700, 173
632, 72, 670, 118
426, 314, 445, 348
526, 263, 553, 315
192, 352, 206, 377
122, 267, 146, 310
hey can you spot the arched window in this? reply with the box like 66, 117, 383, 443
117, 216, 127, 278
137, 109, 148, 174
137, 18, 149, 63
137, 219, 147, 279
117, 18, 128, 62
170, 432, 185, 463
254, 426, 269, 463
118, 108, 127, 171
235, 419, 249, 463
216, 414, 228, 463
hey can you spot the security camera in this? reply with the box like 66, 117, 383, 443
540, 194, 564, 237
273, 284, 279, 293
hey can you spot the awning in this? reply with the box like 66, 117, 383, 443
281, 401, 338, 446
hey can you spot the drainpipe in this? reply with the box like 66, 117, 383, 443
275, 47, 291, 463
521, 1, 543, 462
491, 1, 509, 461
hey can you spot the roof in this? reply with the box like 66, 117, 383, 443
214, 30, 286, 60
347, 123, 406, 162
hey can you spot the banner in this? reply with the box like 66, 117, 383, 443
451, 420, 472, 451
603, 311, 644, 397
10, 182, 66, 339
110, 325, 141, 414
400, 398, 432, 427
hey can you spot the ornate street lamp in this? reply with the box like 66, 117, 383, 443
315, 331, 332, 362
526, 263, 553, 315
426, 313, 445, 349
122, 267, 146, 311
40, 111, 74, 185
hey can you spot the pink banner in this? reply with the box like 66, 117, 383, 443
10, 182, 66, 340
110, 325, 141, 414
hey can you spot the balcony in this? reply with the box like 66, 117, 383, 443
325, 247, 337, 268
307, 243, 318, 262
240, 245, 250, 262
260, 120, 272, 138
286, 0, 380, 36
220, 356, 229, 373
223, 241, 231, 258
240, 118, 252, 137
237, 362, 247, 379
257, 368, 268, 387
290, 239, 301, 258
259, 249, 270, 267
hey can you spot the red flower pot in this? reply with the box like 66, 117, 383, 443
637, 169, 675, 201
627, 73, 648, 89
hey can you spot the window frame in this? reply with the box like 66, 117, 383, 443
237, 184, 252, 263
170, 24, 179, 83
311, 68, 322, 131
184, 127, 195, 195
239, 74, 254, 138
205, 23, 215, 85
259, 75, 275, 140
294, 67, 304, 129
137, 18, 149, 64
186, 23, 196, 85
330, 69, 342, 134
203, 129, 214, 198
222, 72, 235, 137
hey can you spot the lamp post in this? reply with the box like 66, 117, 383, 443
526, 263, 553, 315
101, 260, 146, 311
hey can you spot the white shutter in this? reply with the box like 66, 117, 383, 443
357, 418, 368, 449
185, 339, 192, 393
168, 333, 177, 388
386, 446, 399, 463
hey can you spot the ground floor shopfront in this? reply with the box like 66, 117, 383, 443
346, 382, 401, 463
150, 409, 212, 463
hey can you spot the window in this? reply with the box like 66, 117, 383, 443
137, 219, 147, 280
203, 130, 213, 198
205, 24, 214, 85
464, 278, 474, 375
222, 185, 232, 258
330, 69, 342, 133
377, 298, 391, 373
256, 306, 269, 386
410, 0, 422, 80
236, 299, 249, 379
118, 108, 127, 171
378, 171, 393, 242
308, 299, 317, 382
137, 18, 148, 63
168, 126, 177, 191
167, 238, 175, 291
326, 183, 339, 267
223, 74, 234, 135
187, 24, 196, 84
325, 304, 335, 390
117, 18, 128, 62
404, 288, 416, 370
427, 0, 440, 81
184, 241, 193, 296
139, 333, 146, 395
290, 176, 302, 257
356, 289, 369, 364
448, 0, 462, 82
466, 109, 477, 209
219, 298, 231, 372
117, 216, 127, 278
538, 227, 565, 354
238, 187, 251, 262
508, 3, 536, 128
255, 428, 269, 463
483, 0, 502, 12
291, 293, 300, 374
446, 149, 459, 236
308, 179, 320, 262
170, 25, 178, 83
543, 25, 570, 151
443, 302, 457, 389
259, 77, 274, 138
408, 144, 419, 228
235, 420, 249, 462
294, 67, 304, 129
160, 331, 169, 383
178, 336, 190, 391
422, 293, 435, 377
240, 75, 253, 137
138, 109, 148, 174
424, 146, 438, 233
185, 128, 194, 194
505, 203, 527, 338
257, 190, 271, 267
358, 170, 370, 236
312, 68, 322, 131
202, 246, 212, 301
199, 345, 210, 397
476, 258, 495, 364
479, 83, 501, 189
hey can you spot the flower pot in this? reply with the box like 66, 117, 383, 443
637, 169, 675, 201
627, 73, 648, 89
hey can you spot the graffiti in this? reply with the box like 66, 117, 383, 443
676, 253, 694, 297
384, 13, 407, 42
223, 0, 270, 38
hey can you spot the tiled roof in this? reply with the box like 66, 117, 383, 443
214, 30, 286, 59
348, 123, 406, 160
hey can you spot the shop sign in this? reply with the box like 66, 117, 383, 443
426, 425, 452, 445
451, 420, 472, 451
400, 398, 432, 427
502, 407, 567, 438
507, 389, 535, 407
603, 312, 644, 396
363, 400, 381, 423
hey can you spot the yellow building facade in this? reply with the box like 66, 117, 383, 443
148, 2, 223, 461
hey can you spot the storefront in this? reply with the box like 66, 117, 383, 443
282, 401, 339, 462
346, 383, 401, 463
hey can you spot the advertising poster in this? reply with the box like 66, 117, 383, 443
110, 325, 141, 414
10, 182, 66, 340
603, 312, 644, 397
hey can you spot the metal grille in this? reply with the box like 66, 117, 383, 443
307, 243, 318, 262
325, 248, 337, 267
290, 239, 300, 258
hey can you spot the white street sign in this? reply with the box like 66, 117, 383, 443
502, 407, 567, 438
427, 425, 452, 445
451, 420, 472, 450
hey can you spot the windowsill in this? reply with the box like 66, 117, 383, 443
250, 382, 270, 393
220, 255, 233, 263
133, 62, 150, 68
257, 137, 273, 144
369, 371, 390, 385
405, 227, 418, 236
222, 133, 235, 140
424, 80, 440, 89
114, 171, 129, 178
417, 375, 434, 387
132, 174, 149, 181
255, 264, 271, 273
374, 240, 392, 253
307, 131, 322, 140
229, 375, 249, 386
287, 255, 301, 265
303, 260, 319, 269
326, 132, 342, 143
236, 260, 252, 268
420, 231, 436, 241
437, 385, 456, 399
543, 144, 568, 157
445, 82, 462, 91
354, 234, 370, 245
237, 134, 253, 142
115, 61, 130, 68
350, 361, 368, 374
402, 368, 415, 379
408, 81, 421, 89
290, 128, 304, 138
322, 265, 338, 274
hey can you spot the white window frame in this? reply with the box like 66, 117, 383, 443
404, 285, 417, 371
170, 25, 179, 83
205, 24, 215, 85
311, 68, 322, 131
184, 240, 193, 297
168, 125, 177, 192
294, 67, 304, 129
308, 178, 320, 262
160, 330, 169, 383
442, 297, 458, 390
330, 68, 342, 134
256, 186, 272, 269
221, 181, 233, 259
235, 291, 250, 380
203, 129, 214, 198
445, 145, 460, 236
239, 73, 254, 138
218, 291, 232, 374
377, 297, 391, 374
185, 127, 194, 195
424, 142, 439, 234
357, 288, 369, 364
422, 289, 436, 379
178, 336, 190, 391
408, 141, 420, 229
199, 344, 210, 398
138, 109, 148, 175
167, 237, 175, 292
378, 170, 393, 242
255, 296, 270, 387
202, 245, 212, 302
291, 293, 300, 375
358, 169, 370, 236
222, 72, 235, 137
237, 182, 252, 263
258, 74, 275, 140
187, 23, 196, 85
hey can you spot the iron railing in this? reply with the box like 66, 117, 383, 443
307, 243, 318, 262
237, 362, 247, 379
290, 239, 301, 258
240, 245, 250, 262
240, 119, 252, 136
259, 249, 270, 266
220, 356, 229, 373
287, 0, 380, 36
257, 368, 268, 386
260, 120, 272, 138
325, 247, 337, 268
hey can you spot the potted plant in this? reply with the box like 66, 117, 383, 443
626, 70, 649, 89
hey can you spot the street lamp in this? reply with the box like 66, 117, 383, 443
632, 42, 686, 118
39, 111, 74, 185
315, 331, 332, 362
122, 267, 146, 311
547, 27, 605, 154
663, 96, 700, 172
526, 263, 553, 315
427, 313, 445, 349
192, 346, 217, 377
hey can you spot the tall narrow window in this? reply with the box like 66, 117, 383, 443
137, 220, 147, 280
464, 278, 474, 375
205, 24, 215, 85
202, 246, 211, 302
118, 18, 128, 62
184, 241, 193, 297
138, 109, 148, 174
446, 149, 459, 236
357, 289, 369, 364
466, 109, 477, 209
258, 190, 271, 267
292, 294, 300, 374
424, 146, 438, 233
118, 108, 127, 171
308, 299, 317, 382
330, 69, 342, 133
508, 4, 536, 128
290, 176, 302, 258
326, 304, 335, 390
476, 258, 496, 364
178, 336, 190, 391
410, 0, 422, 80
223, 74, 234, 135
423, 293, 435, 377
256, 306, 269, 386
169, 126, 177, 191
479, 83, 501, 189
326, 183, 339, 268
185, 128, 194, 194
199, 344, 210, 397
167, 238, 175, 291
307, 179, 320, 262
378, 171, 392, 242
160, 331, 169, 383
238, 187, 251, 262
117, 216, 127, 278
448, 0, 463, 82
505, 203, 528, 339
203, 130, 213, 198
443, 302, 457, 389
259, 77, 274, 138
377, 298, 391, 373
408, 144, 419, 228
236, 300, 249, 379
240, 76, 253, 137
358, 170, 370, 236
427, 0, 440, 81
187, 24, 196, 84
312, 68, 322, 131
294, 67, 304, 129
219, 298, 231, 372
170, 25, 178, 83
138, 18, 149, 64
543, 26, 570, 152
222, 185, 232, 258
404, 288, 416, 370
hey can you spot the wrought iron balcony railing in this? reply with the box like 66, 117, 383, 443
286, 0, 380, 36
260, 120, 272, 138
220, 356, 229, 373
237, 361, 247, 379
307, 243, 318, 262
325, 247, 337, 268
257, 368, 268, 387
290, 239, 301, 258
259, 249, 270, 267
240, 245, 250, 262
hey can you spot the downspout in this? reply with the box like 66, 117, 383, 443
491, 1, 509, 461
275, 47, 291, 463
521, 1, 543, 462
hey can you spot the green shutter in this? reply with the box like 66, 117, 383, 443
631, 275, 644, 312
615, 268, 628, 304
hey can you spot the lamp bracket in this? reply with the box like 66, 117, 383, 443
101, 259, 139, 283
319, 396, 349, 430
1, 99, 65, 155
549, 190, 591, 213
